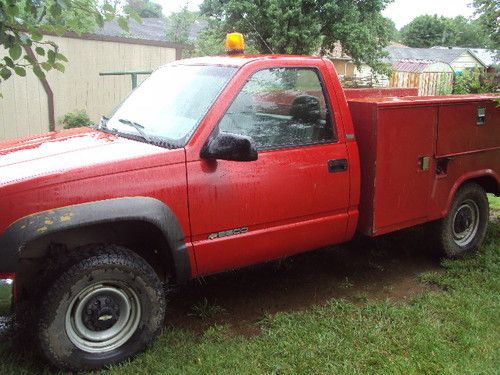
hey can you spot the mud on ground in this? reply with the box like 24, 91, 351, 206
166, 225, 443, 337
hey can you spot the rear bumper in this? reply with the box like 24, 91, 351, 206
0, 273, 15, 280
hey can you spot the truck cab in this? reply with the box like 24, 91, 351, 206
180, 55, 360, 275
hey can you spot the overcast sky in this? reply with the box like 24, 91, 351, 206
155, 0, 476, 30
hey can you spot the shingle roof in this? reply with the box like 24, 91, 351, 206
386, 46, 472, 64
463, 48, 498, 67
94, 17, 208, 43
95, 18, 167, 42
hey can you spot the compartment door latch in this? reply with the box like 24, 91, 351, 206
477, 107, 486, 126
418, 156, 431, 171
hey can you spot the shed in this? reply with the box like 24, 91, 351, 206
389, 59, 454, 96
0, 22, 186, 141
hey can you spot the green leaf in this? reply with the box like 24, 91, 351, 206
40, 62, 52, 71
6, 4, 19, 17
24, 54, 36, 64
9, 45, 22, 60
4, 56, 15, 68
0, 67, 12, 80
49, 2, 62, 17
31, 30, 43, 42
53, 62, 65, 72
103, 3, 114, 13
33, 65, 46, 80
4, 34, 15, 49
56, 53, 68, 62
35, 46, 45, 56
47, 49, 56, 64
118, 16, 129, 32
129, 10, 142, 24
53, 25, 66, 36
95, 13, 104, 28
14, 66, 26, 77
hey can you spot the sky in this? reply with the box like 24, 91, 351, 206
155, 0, 476, 29
382, 0, 475, 29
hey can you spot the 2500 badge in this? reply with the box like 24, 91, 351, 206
208, 227, 249, 240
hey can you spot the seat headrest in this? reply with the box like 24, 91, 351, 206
290, 95, 321, 123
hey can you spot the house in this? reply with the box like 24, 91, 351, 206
323, 41, 356, 78
0, 20, 187, 140
467, 48, 499, 68
387, 46, 487, 73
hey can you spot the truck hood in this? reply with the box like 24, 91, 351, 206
0, 128, 183, 190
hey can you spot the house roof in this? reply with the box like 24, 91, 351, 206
95, 17, 208, 43
386, 46, 486, 67
96, 18, 167, 42
465, 48, 498, 67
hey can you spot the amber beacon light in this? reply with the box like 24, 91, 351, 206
225, 33, 245, 54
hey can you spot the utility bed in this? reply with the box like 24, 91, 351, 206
348, 94, 500, 236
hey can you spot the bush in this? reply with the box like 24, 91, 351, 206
59, 110, 93, 129
452, 67, 497, 94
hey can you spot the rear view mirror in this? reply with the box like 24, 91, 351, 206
201, 132, 258, 162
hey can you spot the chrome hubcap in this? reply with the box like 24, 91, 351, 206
452, 199, 480, 247
65, 282, 141, 353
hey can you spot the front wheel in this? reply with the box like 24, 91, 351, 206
38, 245, 166, 371
435, 183, 489, 258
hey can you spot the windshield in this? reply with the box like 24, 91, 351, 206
105, 64, 237, 147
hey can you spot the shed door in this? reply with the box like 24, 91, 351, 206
373, 106, 437, 233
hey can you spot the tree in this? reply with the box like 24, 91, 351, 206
200, 0, 395, 74
165, 6, 198, 44
125, 0, 162, 18
400, 15, 492, 48
449, 16, 490, 48
473, 0, 500, 49
401, 15, 454, 48
453, 67, 496, 94
0, 0, 135, 86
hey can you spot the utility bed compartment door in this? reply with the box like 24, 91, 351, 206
437, 100, 500, 156
373, 107, 436, 232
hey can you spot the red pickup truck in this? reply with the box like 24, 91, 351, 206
0, 37, 499, 370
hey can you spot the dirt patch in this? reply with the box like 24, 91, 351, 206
166, 226, 443, 337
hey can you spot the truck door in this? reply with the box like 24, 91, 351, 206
187, 65, 351, 275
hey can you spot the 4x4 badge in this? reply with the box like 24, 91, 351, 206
208, 227, 248, 240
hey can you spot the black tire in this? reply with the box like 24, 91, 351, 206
38, 245, 166, 371
435, 183, 489, 258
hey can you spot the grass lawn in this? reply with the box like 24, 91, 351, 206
0, 196, 498, 375
0, 282, 10, 316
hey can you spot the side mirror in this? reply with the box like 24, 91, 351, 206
201, 132, 258, 162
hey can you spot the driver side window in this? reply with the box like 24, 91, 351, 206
218, 67, 335, 150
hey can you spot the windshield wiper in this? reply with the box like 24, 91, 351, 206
98, 115, 109, 130
118, 119, 152, 142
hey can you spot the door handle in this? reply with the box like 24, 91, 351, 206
328, 159, 348, 173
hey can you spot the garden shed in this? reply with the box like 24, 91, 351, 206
389, 59, 454, 96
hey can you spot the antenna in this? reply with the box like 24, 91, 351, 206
242, 14, 275, 54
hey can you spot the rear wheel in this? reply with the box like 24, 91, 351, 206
435, 183, 489, 258
38, 245, 166, 371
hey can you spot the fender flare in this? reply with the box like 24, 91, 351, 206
0, 197, 191, 283
442, 169, 499, 216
